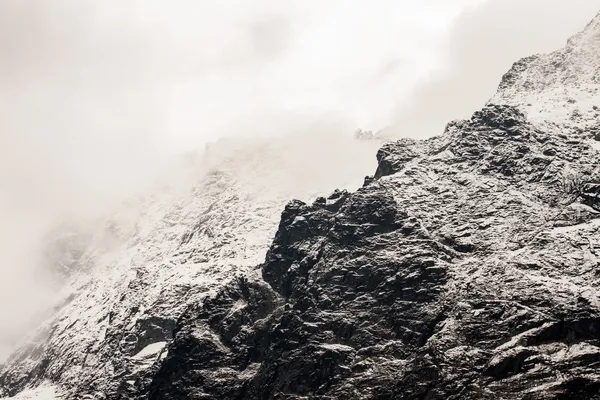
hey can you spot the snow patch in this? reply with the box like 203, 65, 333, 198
1, 385, 60, 400
319, 343, 355, 352
490, 14, 600, 135
551, 218, 600, 234
568, 202, 600, 214
132, 341, 167, 360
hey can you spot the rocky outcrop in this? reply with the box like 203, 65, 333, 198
143, 102, 600, 399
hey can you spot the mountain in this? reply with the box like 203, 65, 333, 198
491, 12, 600, 137
0, 133, 382, 399
2, 10, 600, 400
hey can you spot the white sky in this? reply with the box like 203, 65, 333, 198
0, 0, 499, 211
0, 1, 493, 194
142, 0, 487, 148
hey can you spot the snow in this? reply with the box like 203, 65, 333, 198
0, 385, 59, 400
490, 12, 600, 135
132, 341, 167, 360
319, 343, 355, 352
551, 218, 600, 234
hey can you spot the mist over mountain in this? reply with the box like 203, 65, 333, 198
0, 1, 600, 399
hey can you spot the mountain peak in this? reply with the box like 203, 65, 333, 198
490, 10, 600, 137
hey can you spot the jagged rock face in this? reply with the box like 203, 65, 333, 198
146, 185, 450, 399
3, 10, 600, 400
143, 104, 600, 400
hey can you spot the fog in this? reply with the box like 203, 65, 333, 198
390, 0, 600, 137
0, 0, 597, 361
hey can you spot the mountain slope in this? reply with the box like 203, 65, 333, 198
3, 10, 600, 400
146, 102, 600, 399
142, 13, 600, 400
490, 11, 600, 137
0, 134, 382, 399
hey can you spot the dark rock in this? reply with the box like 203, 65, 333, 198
374, 138, 419, 179
137, 100, 600, 399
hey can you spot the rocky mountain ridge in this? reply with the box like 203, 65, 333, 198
143, 99, 600, 399
2, 10, 600, 400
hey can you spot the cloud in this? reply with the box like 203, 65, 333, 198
0, 0, 342, 359
0, 0, 170, 359
387, 0, 599, 138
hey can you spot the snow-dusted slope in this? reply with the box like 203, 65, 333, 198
0, 133, 382, 399
490, 11, 600, 136
1, 385, 57, 400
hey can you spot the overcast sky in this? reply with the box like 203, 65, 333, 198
0, 0, 598, 360
0, 0, 486, 214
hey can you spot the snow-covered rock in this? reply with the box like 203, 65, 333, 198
491, 11, 600, 137
0, 384, 58, 400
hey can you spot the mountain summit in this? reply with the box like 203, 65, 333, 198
2, 10, 600, 400
491, 11, 600, 136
